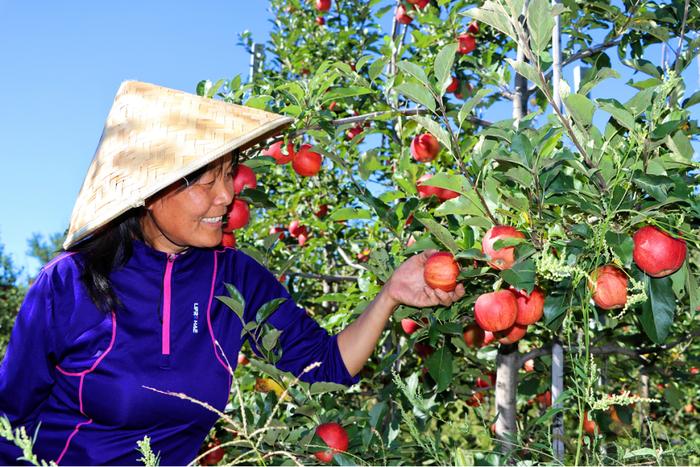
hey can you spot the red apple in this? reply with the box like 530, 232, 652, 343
414, 342, 435, 359
407, 0, 429, 6
269, 226, 285, 240
536, 390, 552, 407
237, 353, 249, 366
446, 76, 459, 93
691, 367, 699, 375
511, 286, 545, 325
316, 16, 325, 25
467, 21, 479, 34
288, 220, 304, 238
495, 323, 528, 344
466, 392, 484, 407
589, 265, 628, 310
201, 437, 224, 465
481, 226, 526, 270
292, 144, 323, 177
263, 140, 295, 165
424, 251, 460, 292
297, 228, 309, 246
463, 323, 486, 348
224, 200, 250, 231
401, 318, 421, 335
474, 290, 518, 332
523, 359, 535, 372
395, 4, 413, 24
346, 125, 364, 142
633, 226, 687, 277
438, 188, 459, 201
476, 377, 491, 388
417, 174, 443, 199
410, 133, 440, 162
233, 164, 257, 194
315, 0, 331, 12
221, 232, 236, 248
314, 422, 348, 463
457, 33, 476, 54
583, 412, 597, 435
315, 204, 329, 218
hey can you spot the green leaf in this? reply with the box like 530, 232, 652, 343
368, 58, 386, 81
433, 43, 459, 95
564, 94, 595, 128
255, 297, 287, 324
396, 83, 436, 112
262, 327, 282, 352
217, 295, 244, 320
328, 208, 373, 221
413, 212, 460, 253
506, 59, 541, 89
578, 67, 620, 96
309, 382, 350, 395
426, 347, 453, 392
245, 95, 272, 110
666, 131, 694, 160
632, 171, 672, 202
622, 59, 662, 78
682, 90, 700, 108
623, 448, 658, 460
597, 98, 636, 130
458, 89, 490, 126
465, 3, 515, 40
321, 86, 373, 103
527, 0, 554, 55
408, 115, 450, 149
238, 188, 276, 209
605, 231, 634, 267
397, 61, 430, 88
544, 294, 567, 330
500, 259, 536, 293
639, 274, 675, 344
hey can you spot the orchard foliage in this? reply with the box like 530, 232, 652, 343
192, 0, 700, 464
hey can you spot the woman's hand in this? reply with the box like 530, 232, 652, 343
383, 249, 466, 310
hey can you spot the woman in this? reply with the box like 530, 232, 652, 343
0, 81, 465, 465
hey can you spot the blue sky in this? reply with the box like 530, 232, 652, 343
0, 1, 697, 279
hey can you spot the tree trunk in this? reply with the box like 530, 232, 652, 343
495, 344, 519, 455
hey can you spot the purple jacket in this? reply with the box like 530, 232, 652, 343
0, 239, 356, 465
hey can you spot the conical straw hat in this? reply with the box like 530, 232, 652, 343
64, 80, 293, 250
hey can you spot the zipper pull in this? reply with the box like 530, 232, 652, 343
167, 253, 177, 262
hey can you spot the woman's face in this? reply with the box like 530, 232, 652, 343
141, 155, 235, 254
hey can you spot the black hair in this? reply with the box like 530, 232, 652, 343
66, 149, 240, 314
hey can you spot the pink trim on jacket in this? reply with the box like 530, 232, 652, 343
162, 256, 176, 355
54, 311, 117, 465
207, 252, 230, 375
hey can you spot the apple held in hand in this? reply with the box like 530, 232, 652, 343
224, 199, 250, 231
233, 164, 256, 194
510, 286, 545, 325
292, 144, 323, 177
481, 226, 526, 270
263, 141, 295, 165
474, 290, 518, 332
424, 251, 460, 292
314, 422, 349, 463
633, 225, 687, 277
411, 133, 440, 162
589, 265, 628, 310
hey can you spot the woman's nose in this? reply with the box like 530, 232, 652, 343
214, 174, 235, 206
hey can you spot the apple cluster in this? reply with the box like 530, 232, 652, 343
221, 164, 258, 248
263, 141, 324, 177
589, 225, 687, 310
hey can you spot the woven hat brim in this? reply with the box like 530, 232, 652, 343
63, 81, 294, 249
